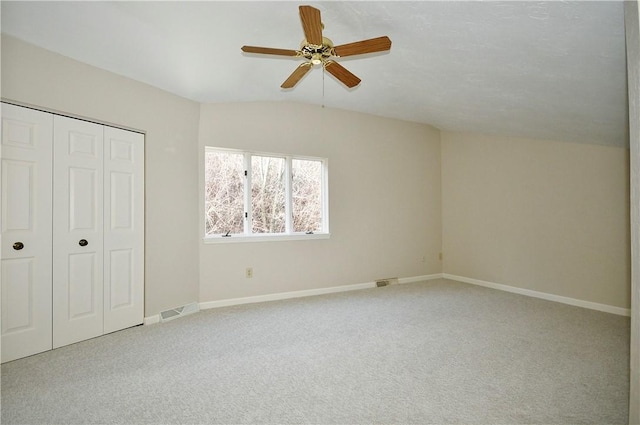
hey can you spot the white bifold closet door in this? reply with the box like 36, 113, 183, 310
52, 117, 105, 348
53, 117, 144, 348
1, 103, 144, 362
1, 104, 54, 362
102, 126, 144, 335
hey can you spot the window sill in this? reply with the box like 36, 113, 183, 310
203, 233, 330, 244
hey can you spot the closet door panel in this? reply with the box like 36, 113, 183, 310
1, 103, 53, 362
53, 116, 104, 349
103, 126, 144, 333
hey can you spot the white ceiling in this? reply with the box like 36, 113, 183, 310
1, 1, 628, 146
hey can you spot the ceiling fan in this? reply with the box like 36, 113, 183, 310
241, 5, 392, 89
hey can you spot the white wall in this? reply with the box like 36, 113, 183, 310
1, 35, 201, 316
625, 0, 640, 422
198, 102, 442, 302
441, 132, 630, 309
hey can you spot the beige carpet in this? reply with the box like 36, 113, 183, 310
1, 279, 630, 424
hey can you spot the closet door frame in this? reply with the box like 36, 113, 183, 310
1, 103, 145, 360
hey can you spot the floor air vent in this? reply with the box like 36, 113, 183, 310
159, 302, 200, 322
376, 277, 399, 287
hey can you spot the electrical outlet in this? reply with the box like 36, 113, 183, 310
246, 267, 253, 278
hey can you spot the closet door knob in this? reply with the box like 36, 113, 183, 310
13, 242, 24, 250
79, 239, 88, 247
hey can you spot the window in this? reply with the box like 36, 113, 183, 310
204, 148, 329, 242
292, 159, 323, 233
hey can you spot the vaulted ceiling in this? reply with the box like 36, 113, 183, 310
1, 1, 628, 147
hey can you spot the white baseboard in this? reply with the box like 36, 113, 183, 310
399, 274, 444, 284
200, 282, 375, 310
443, 274, 631, 317
147, 273, 628, 322
200, 274, 443, 311
143, 315, 160, 325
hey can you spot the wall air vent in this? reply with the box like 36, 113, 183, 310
376, 277, 399, 287
159, 302, 200, 322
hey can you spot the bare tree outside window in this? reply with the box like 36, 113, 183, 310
251, 156, 286, 233
292, 159, 322, 232
205, 151, 244, 235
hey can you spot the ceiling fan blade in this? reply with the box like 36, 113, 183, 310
299, 5, 323, 45
281, 62, 313, 88
333, 36, 392, 57
241, 46, 300, 57
324, 61, 361, 88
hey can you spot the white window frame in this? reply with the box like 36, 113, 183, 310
204, 147, 330, 243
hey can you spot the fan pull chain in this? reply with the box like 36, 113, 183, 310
322, 66, 325, 108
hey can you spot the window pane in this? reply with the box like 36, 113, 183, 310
204, 151, 245, 236
251, 156, 285, 233
292, 159, 322, 233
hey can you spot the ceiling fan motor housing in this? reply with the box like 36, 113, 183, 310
301, 37, 334, 65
